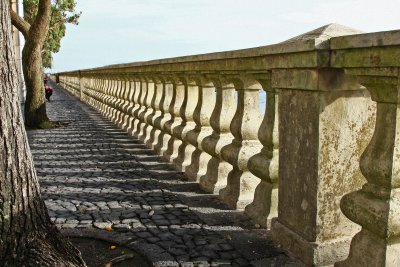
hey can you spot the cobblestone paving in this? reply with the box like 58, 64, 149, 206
27, 82, 303, 267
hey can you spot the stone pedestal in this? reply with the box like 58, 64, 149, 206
271, 69, 376, 266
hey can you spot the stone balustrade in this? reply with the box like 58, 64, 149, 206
56, 24, 400, 266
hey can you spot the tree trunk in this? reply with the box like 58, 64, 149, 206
21, 0, 52, 128
0, 1, 86, 266
23, 38, 50, 128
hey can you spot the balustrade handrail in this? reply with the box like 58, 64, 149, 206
55, 24, 400, 267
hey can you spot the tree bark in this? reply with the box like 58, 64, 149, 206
22, 0, 51, 128
1, 1, 86, 266
11, 0, 52, 128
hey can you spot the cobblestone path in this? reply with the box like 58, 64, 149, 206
27, 82, 302, 267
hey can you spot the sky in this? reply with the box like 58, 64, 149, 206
49, 0, 400, 73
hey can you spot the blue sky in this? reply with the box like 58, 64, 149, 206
50, 0, 400, 72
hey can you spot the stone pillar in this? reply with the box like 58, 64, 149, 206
271, 69, 376, 266
123, 76, 131, 103
103, 77, 113, 118
201, 77, 236, 194
180, 78, 198, 139
163, 77, 185, 161
115, 75, 127, 127
119, 75, 132, 130
186, 76, 216, 182
78, 71, 84, 100
87, 76, 96, 106
109, 75, 120, 122
131, 77, 146, 137
156, 79, 174, 155
219, 76, 263, 209
336, 73, 400, 267
144, 76, 159, 145
100, 77, 109, 115
138, 77, 155, 141
246, 74, 279, 228
88, 76, 98, 111
146, 76, 166, 153
174, 77, 198, 170
147, 76, 162, 125
125, 76, 138, 135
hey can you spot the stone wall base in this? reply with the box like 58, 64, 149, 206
271, 219, 352, 266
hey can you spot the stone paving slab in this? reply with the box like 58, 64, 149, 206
27, 82, 304, 267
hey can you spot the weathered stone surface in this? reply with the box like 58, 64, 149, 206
335, 77, 400, 267
271, 70, 376, 266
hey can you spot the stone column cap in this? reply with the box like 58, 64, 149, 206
281, 23, 363, 49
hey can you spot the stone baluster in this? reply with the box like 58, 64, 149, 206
135, 76, 149, 137
201, 76, 236, 194
174, 76, 199, 170
125, 76, 138, 135
336, 72, 400, 267
85, 75, 92, 104
61, 76, 65, 89
271, 69, 376, 266
82, 75, 89, 101
69, 76, 74, 94
117, 74, 131, 129
76, 76, 81, 96
154, 77, 174, 154
103, 76, 114, 118
66, 76, 71, 92
87, 75, 93, 91
115, 74, 128, 126
245, 74, 279, 228
162, 77, 185, 161
71, 76, 74, 93
130, 77, 145, 137
121, 74, 133, 131
111, 75, 123, 122
62, 76, 66, 89
59, 76, 63, 87
98, 76, 107, 113
103, 75, 114, 120
94, 76, 105, 115
81, 75, 87, 101
185, 76, 216, 182
138, 77, 155, 141
109, 75, 117, 113
118, 74, 131, 130
72, 76, 76, 93
219, 76, 263, 209
89, 75, 96, 102
144, 76, 164, 149
115, 75, 127, 126
78, 71, 84, 100
124, 75, 134, 113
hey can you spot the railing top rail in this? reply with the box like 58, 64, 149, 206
58, 24, 400, 75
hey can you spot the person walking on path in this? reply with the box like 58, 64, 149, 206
44, 85, 53, 101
